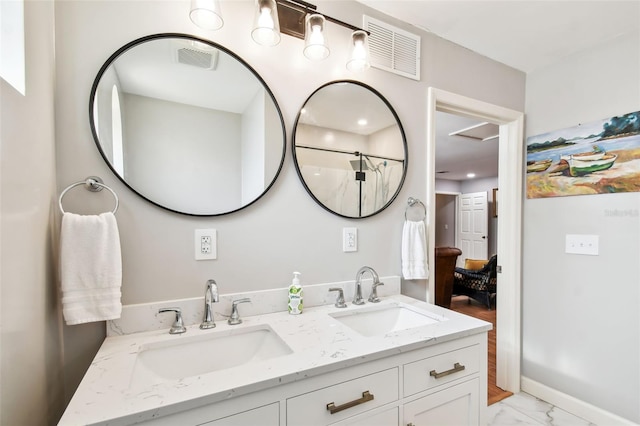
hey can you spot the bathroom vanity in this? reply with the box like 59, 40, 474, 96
59, 291, 490, 426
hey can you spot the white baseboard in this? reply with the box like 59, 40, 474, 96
521, 376, 638, 426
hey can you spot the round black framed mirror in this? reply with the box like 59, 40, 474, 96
90, 33, 286, 216
293, 80, 407, 218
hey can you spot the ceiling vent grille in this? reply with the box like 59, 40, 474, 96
176, 47, 219, 70
364, 16, 420, 81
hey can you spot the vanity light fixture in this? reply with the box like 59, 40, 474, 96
189, 0, 369, 71
252, 0, 281, 46
189, 0, 223, 31
346, 30, 370, 72
303, 14, 329, 60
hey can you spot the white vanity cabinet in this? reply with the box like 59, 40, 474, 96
137, 333, 486, 426
60, 295, 492, 425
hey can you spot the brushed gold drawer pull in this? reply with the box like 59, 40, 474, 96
430, 362, 465, 379
326, 390, 374, 414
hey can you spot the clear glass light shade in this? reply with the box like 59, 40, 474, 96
190, 0, 224, 31
304, 14, 330, 61
346, 30, 370, 72
251, 0, 281, 46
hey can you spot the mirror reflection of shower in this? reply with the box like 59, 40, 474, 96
349, 154, 389, 212
297, 145, 404, 217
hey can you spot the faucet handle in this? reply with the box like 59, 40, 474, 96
158, 307, 187, 334
368, 281, 384, 303
228, 298, 251, 325
328, 288, 347, 308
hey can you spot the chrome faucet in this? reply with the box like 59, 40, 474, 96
158, 307, 187, 334
329, 287, 347, 308
200, 279, 219, 329
354, 266, 383, 305
368, 279, 384, 303
228, 298, 251, 325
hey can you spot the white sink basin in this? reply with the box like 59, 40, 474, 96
330, 304, 443, 337
130, 324, 292, 386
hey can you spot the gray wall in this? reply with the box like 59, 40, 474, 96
0, 2, 65, 425
523, 32, 640, 422
53, 0, 525, 407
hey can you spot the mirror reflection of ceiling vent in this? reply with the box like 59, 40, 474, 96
364, 15, 420, 81
175, 47, 219, 70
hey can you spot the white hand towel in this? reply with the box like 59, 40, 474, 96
402, 220, 428, 280
60, 212, 122, 325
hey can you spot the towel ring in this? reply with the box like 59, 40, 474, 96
59, 176, 119, 214
405, 197, 426, 220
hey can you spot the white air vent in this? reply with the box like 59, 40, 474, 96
364, 16, 420, 81
174, 45, 219, 70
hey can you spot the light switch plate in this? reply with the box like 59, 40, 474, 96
565, 234, 599, 255
195, 229, 217, 260
343, 227, 357, 252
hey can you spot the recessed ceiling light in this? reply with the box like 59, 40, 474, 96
467, 173, 476, 178
357, 119, 368, 126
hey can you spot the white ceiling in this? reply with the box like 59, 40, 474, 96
356, 0, 640, 181
356, 0, 640, 73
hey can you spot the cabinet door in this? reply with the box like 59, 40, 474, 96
201, 402, 279, 426
403, 379, 479, 426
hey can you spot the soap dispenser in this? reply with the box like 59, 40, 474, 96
288, 272, 303, 315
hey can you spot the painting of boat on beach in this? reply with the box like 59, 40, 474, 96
526, 111, 640, 198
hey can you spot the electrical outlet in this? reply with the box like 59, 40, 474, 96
565, 234, 599, 255
195, 229, 216, 260
343, 227, 357, 252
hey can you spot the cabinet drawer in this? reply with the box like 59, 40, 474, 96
287, 367, 398, 425
404, 344, 478, 396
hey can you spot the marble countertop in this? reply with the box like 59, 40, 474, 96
59, 294, 491, 425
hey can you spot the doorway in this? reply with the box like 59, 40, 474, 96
426, 88, 524, 394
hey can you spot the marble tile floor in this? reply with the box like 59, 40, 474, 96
488, 392, 597, 425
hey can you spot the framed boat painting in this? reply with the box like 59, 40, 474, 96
526, 110, 640, 199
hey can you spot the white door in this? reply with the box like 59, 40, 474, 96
456, 192, 488, 266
